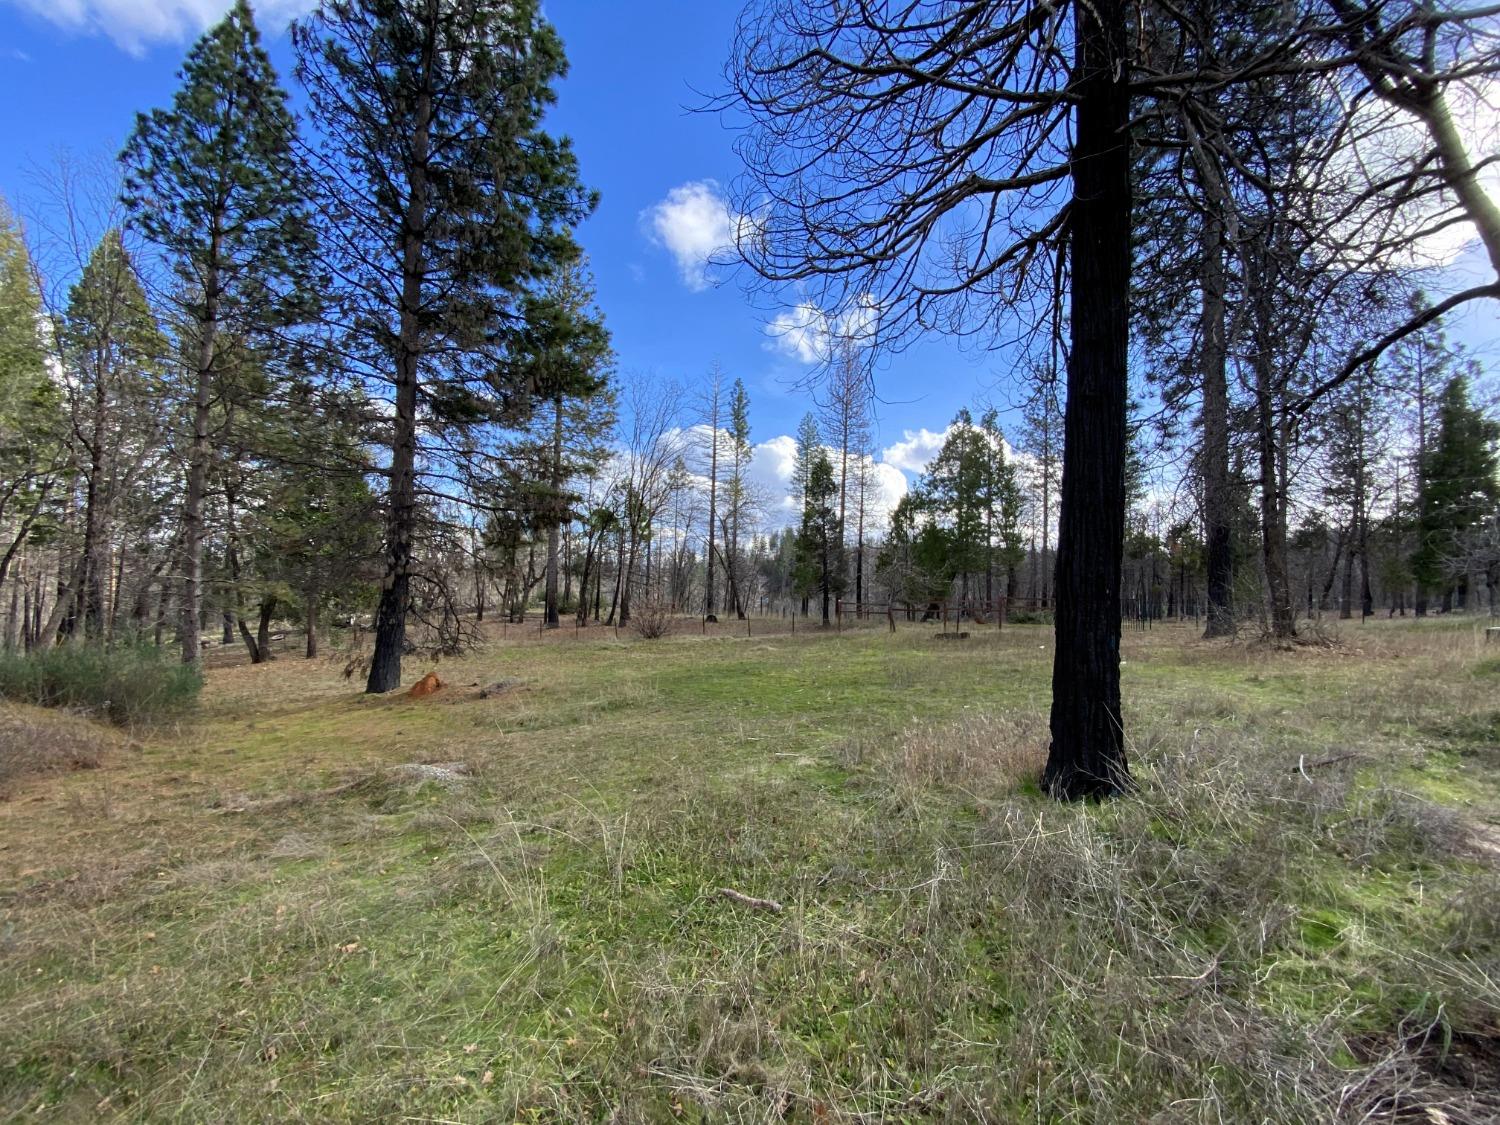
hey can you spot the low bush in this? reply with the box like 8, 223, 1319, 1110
630, 600, 674, 639
0, 644, 201, 726
1005, 608, 1053, 625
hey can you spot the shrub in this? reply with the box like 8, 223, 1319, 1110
0, 644, 202, 726
1005, 609, 1053, 626
630, 601, 673, 640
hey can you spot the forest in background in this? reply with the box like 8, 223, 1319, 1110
0, 0, 1497, 796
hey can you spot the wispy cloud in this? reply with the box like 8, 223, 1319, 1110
764, 295, 878, 365
4, 0, 315, 55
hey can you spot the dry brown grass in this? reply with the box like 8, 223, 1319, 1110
0, 702, 122, 800
888, 708, 1048, 789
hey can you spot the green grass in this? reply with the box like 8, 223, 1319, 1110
1, 621, 1498, 1122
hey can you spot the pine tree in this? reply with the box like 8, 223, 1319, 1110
513, 255, 613, 628
47, 232, 169, 646
1016, 371, 1062, 607
725, 378, 752, 618
979, 409, 1025, 606
1413, 375, 1500, 610
789, 411, 823, 613
0, 200, 64, 614
919, 410, 988, 606
122, 0, 317, 666
790, 412, 822, 509
294, 0, 597, 692
794, 451, 841, 625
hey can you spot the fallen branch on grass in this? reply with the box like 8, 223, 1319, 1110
718, 887, 784, 913
1295, 752, 1360, 781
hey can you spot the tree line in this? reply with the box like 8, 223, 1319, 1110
2, 0, 1498, 804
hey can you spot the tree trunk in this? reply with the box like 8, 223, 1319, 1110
1319, 529, 1344, 612
820, 536, 831, 625
256, 596, 277, 662
79, 364, 110, 641
1042, 0, 1132, 801
181, 239, 221, 666
305, 592, 319, 659
366, 67, 434, 694
1250, 237, 1296, 640
545, 394, 564, 628
1339, 532, 1355, 619
706, 397, 719, 618
607, 528, 624, 625
1199, 207, 1234, 637
237, 616, 260, 663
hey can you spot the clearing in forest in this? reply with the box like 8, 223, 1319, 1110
2, 620, 1499, 1122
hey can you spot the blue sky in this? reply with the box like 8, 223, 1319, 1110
0, 0, 998, 521
2, 0, 1496, 523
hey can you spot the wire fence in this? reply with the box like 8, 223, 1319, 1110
479, 597, 1054, 644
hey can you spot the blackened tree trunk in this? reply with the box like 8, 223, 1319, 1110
305, 590, 318, 658
1199, 209, 1234, 637
1249, 236, 1297, 640
1042, 0, 1132, 801
820, 536, 831, 625
256, 596, 277, 662
1339, 531, 1355, 619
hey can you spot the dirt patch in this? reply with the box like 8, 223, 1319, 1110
407, 672, 444, 698
1345, 1024, 1500, 1123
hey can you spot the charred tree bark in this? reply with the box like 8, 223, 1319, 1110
1249, 237, 1297, 640
305, 590, 319, 659
1199, 209, 1234, 637
1042, 0, 1132, 802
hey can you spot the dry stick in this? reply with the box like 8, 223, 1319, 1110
1295, 751, 1360, 780
717, 887, 784, 913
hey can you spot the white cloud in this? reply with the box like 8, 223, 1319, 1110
744, 434, 909, 531
5, 0, 315, 53
881, 427, 951, 475
746, 434, 801, 523
881, 423, 1024, 476
641, 180, 746, 292
764, 295, 879, 364
766, 303, 829, 364
868, 461, 909, 529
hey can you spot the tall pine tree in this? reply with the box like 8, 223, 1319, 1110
294, 0, 597, 692
121, 0, 317, 666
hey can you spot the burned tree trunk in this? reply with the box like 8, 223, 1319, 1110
1042, 0, 1132, 801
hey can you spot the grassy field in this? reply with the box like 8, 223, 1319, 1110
2, 618, 1499, 1122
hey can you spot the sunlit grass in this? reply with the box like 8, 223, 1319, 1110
1, 618, 1497, 1121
